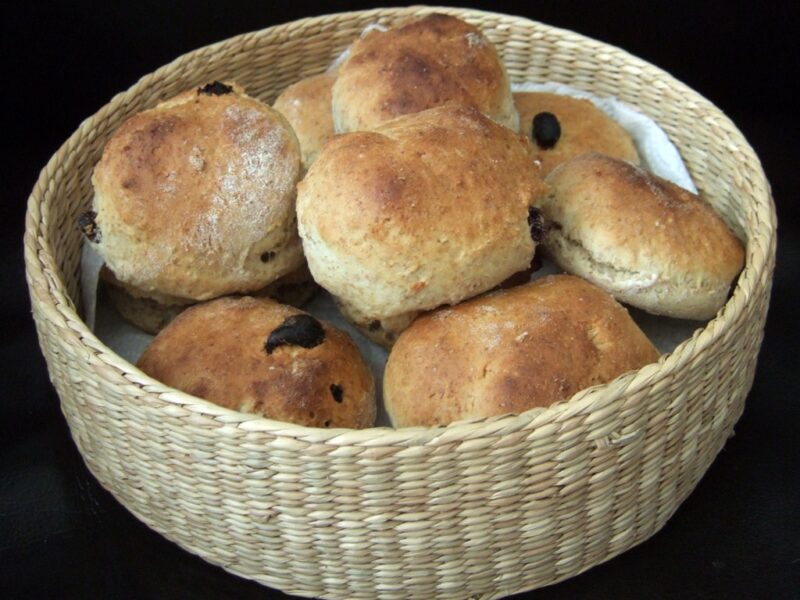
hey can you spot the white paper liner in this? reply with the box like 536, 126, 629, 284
81, 242, 103, 330
80, 44, 704, 428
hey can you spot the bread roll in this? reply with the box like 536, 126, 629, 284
541, 153, 745, 319
332, 13, 518, 132
137, 296, 376, 429
101, 263, 318, 334
297, 104, 546, 345
100, 266, 192, 334
384, 275, 660, 427
85, 81, 304, 302
254, 261, 318, 308
514, 92, 640, 175
273, 72, 336, 169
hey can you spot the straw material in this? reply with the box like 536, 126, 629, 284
24, 6, 776, 599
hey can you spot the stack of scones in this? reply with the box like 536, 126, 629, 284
81, 15, 743, 429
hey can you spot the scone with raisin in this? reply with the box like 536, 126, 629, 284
81, 81, 311, 331
138, 296, 376, 429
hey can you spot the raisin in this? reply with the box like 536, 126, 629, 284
323, 420, 331, 428
330, 384, 343, 403
260, 251, 276, 263
368, 320, 381, 332
532, 112, 561, 149
527, 206, 545, 243
198, 81, 233, 96
265, 314, 325, 354
77, 211, 101, 243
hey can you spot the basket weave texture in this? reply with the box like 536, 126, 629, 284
24, 6, 776, 599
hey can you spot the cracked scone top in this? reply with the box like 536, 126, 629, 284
88, 81, 303, 302
296, 104, 546, 345
384, 275, 660, 427
541, 153, 745, 320
332, 13, 519, 132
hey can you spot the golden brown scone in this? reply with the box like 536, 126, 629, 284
100, 266, 192, 334
273, 72, 336, 169
253, 261, 319, 307
514, 92, 640, 175
101, 263, 318, 334
384, 275, 660, 427
332, 14, 518, 132
297, 105, 547, 344
85, 81, 303, 302
335, 300, 418, 349
137, 296, 376, 429
541, 153, 745, 320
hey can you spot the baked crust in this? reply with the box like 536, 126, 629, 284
384, 275, 660, 427
332, 14, 518, 132
297, 104, 546, 334
541, 153, 745, 319
137, 296, 376, 428
273, 72, 336, 169
514, 92, 640, 175
101, 264, 318, 334
91, 82, 303, 301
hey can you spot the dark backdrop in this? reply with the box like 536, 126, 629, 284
3, 2, 798, 599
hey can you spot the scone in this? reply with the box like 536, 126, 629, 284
514, 92, 640, 175
541, 153, 745, 320
273, 72, 336, 169
332, 13, 518, 132
100, 263, 318, 334
253, 261, 318, 308
82, 81, 304, 308
384, 275, 660, 427
297, 104, 547, 346
137, 296, 376, 429
100, 266, 193, 334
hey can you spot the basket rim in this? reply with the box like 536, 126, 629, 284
24, 5, 777, 447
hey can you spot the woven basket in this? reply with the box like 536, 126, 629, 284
24, 6, 776, 599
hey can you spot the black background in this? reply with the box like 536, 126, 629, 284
3, 2, 799, 598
